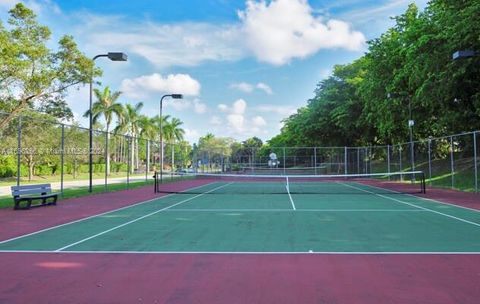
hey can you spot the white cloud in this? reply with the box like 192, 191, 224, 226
120, 73, 201, 99
183, 127, 201, 143
227, 113, 245, 132
75, 17, 244, 68
232, 99, 247, 114
230, 82, 254, 93
210, 116, 222, 125
218, 104, 228, 112
230, 81, 274, 95
252, 115, 267, 127
256, 82, 273, 95
60, 0, 365, 69
163, 98, 207, 114
238, 0, 366, 65
0, 0, 61, 14
193, 99, 207, 114
215, 99, 268, 136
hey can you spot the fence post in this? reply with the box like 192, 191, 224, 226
387, 145, 391, 178
60, 124, 65, 195
314, 147, 317, 175
16, 116, 22, 186
428, 138, 432, 185
104, 131, 108, 191
450, 136, 454, 189
145, 140, 149, 182
473, 132, 477, 192
283, 147, 286, 175
399, 145, 403, 181
344, 146, 348, 175
127, 136, 130, 188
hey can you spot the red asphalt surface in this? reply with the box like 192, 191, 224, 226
0, 180, 479, 304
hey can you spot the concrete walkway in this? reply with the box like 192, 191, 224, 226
0, 175, 162, 196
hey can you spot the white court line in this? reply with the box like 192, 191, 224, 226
165, 208, 426, 212
285, 177, 296, 210
0, 250, 479, 255
0, 182, 220, 245
339, 182, 480, 228
55, 183, 234, 252
361, 182, 480, 214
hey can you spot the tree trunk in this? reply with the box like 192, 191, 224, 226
27, 158, 34, 181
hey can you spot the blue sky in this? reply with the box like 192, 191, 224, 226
0, 0, 428, 144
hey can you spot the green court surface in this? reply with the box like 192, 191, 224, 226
1, 181, 480, 253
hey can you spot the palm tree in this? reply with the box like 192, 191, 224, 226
115, 102, 143, 173
83, 86, 123, 175
150, 114, 170, 170
139, 115, 158, 173
163, 117, 185, 171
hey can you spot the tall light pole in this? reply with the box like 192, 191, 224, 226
89, 52, 127, 193
387, 92, 415, 176
159, 94, 183, 184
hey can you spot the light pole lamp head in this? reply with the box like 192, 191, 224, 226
171, 94, 183, 99
107, 52, 128, 61
452, 50, 476, 60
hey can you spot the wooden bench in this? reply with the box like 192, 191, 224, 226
11, 184, 58, 210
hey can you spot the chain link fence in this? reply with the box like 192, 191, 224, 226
1, 112, 479, 196
0, 112, 190, 198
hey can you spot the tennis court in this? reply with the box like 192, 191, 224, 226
1, 173, 479, 254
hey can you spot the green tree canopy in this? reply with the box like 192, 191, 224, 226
0, 3, 100, 128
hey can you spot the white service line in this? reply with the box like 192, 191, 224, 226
339, 182, 480, 228
0, 181, 217, 245
286, 186, 296, 210
55, 182, 234, 252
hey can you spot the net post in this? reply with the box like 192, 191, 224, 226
153, 171, 158, 193
344, 146, 348, 175
283, 147, 286, 175
314, 147, 317, 175
421, 171, 426, 194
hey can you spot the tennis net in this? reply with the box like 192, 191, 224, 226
154, 171, 426, 195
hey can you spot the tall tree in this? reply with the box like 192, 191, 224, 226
83, 86, 123, 175
116, 102, 143, 173
0, 3, 100, 128
163, 117, 185, 170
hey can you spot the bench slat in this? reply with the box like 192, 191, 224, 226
11, 184, 53, 196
